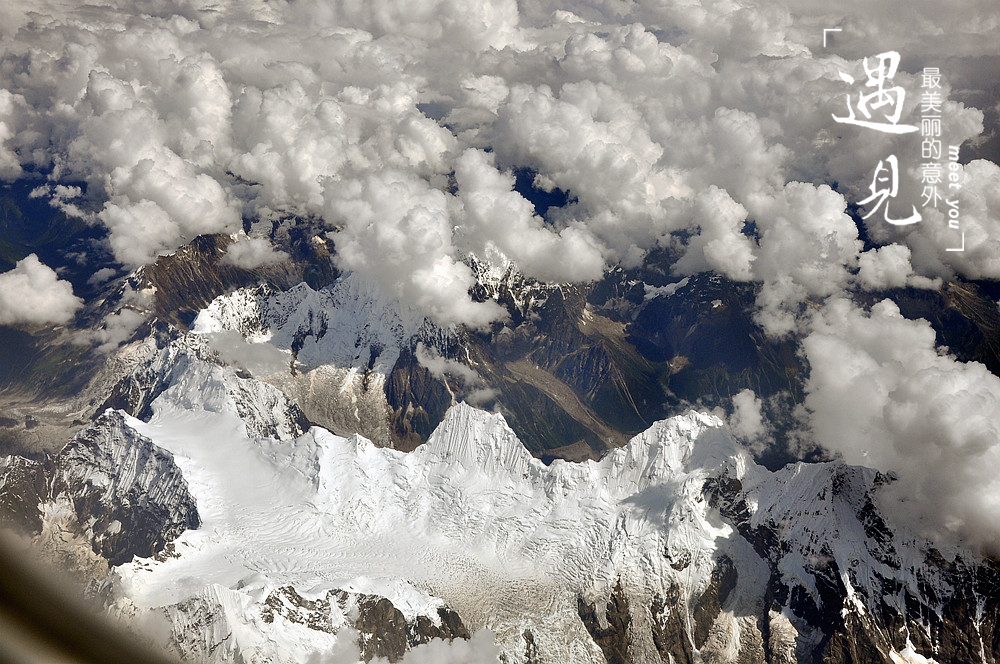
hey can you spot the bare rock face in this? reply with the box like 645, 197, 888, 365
0, 454, 46, 533
136, 232, 336, 330
0, 411, 200, 567
650, 584, 696, 664
697, 466, 1000, 664
346, 591, 471, 661
578, 580, 632, 664
50, 410, 201, 566
160, 583, 472, 664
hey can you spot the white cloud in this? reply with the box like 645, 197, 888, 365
326, 170, 505, 328
748, 182, 862, 336
857, 244, 941, 291
1, 0, 997, 329
905, 159, 1000, 281
87, 267, 118, 286
0, 254, 83, 326
453, 148, 605, 283
414, 341, 498, 405
0, 89, 25, 178
857, 245, 914, 290
76, 307, 146, 353
672, 186, 754, 282
802, 298, 1000, 552
415, 342, 480, 386
221, 235, 290, 269
729, 388, 766, 441
203, 330, 292, 376
388, 629, 501, 663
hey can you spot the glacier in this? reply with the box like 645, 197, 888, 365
77, 342, 970, 663
4, 274, 997, 663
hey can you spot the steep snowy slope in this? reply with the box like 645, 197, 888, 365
93, 351, 998, 664
194, 274, 449, 373
3, 304, 999, 663
50, 410, 201, 566
192, 274, 454, 446
101, 333, 310, 442
0, 409, 200, 582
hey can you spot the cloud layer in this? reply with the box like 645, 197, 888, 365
802, 298, 1000, 552
1, 0, 997, 330
2, 0, 1000, 552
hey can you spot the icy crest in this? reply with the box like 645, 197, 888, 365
194, 273, 452, 373
108, 334, 308, 441
420, 402, 539, 477
466, 247, 560, 315
87, 349, 964, 664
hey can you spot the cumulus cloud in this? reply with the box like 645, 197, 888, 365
75, 307, 146, 353
203, 330, 292, 376
453, 148, 605, 282
729, 388, 766, 442
747, 182, 862, 336
385, 629, 501, 663
1, 0, 997, 329
326, 169, 505, 328
857, 244, 942, 291
802, 298, 1000, 552
857, 245, 914, 290
87, 267, 118, 286
415, 341, 497, 405
0, 90, 25, 178
221, 235, 290, 269
0, 254, 83, 326
905, 159, 1000, 281
672, 186, 754, 282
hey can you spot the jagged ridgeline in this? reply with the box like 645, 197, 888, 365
2, 220, 1000, 663
4, 391, 1000, 663
5, 221, 1000, 468
4, 219, 1000, 466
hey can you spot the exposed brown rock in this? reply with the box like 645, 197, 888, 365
578, 579, 632, 664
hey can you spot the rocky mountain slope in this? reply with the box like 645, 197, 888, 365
3, 315, 998, 662
3, 233, 1000, 663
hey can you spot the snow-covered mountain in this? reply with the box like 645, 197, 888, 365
3, 310, 999, 663
4, 238, 1000, 663
191, 274, 456, 448
182, 259, 812, 463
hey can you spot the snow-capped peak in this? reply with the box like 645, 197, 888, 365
420, 402, 538, 477
193, 272, 451, 374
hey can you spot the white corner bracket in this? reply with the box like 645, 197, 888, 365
946, 232, 966, 252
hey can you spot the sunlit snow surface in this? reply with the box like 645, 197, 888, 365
107, 348, 952, 663
111, 351, 765, 661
